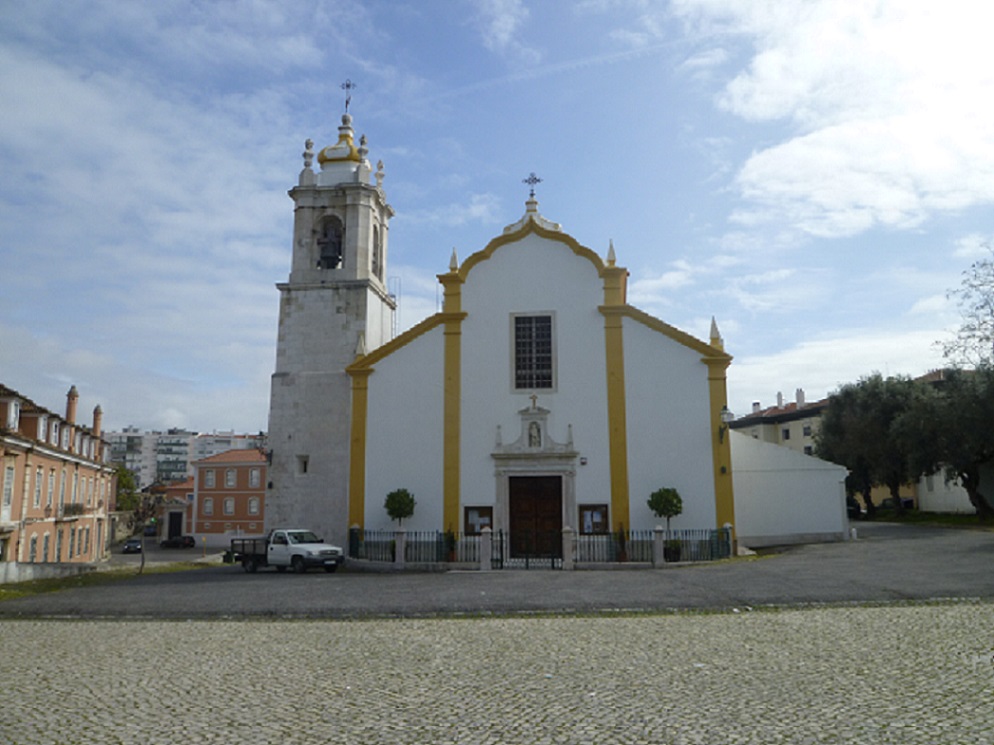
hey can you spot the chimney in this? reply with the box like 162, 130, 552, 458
776, 391, 784, 409
752, 401, 761, 414
796, 388, 805, 408
93, 405, 103, 438
66, 385, 79, 424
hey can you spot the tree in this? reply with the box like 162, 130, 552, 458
941, 244, 994, 366
114, 465, 139, 511
928, 368, 994, 520
384, 488, 416, 526
816, 374, 924, 513
647, 487, 683, 534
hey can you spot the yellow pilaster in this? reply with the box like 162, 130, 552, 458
599, 259, 631, 529
438, 270, 465, 532
705, 356, 736, 532
348, 369, 372, 528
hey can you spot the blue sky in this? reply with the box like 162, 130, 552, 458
2, 0, 993, 433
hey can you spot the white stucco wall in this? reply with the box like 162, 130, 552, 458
731, 432, 849, 547
363, 325, 446, 530
916, 472, 975, 514
622, 317, 717, 531
458, 233, 613, 523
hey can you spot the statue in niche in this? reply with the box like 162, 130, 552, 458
316, 218, 343, 269
528, 421, 541, 448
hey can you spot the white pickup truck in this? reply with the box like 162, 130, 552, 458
230, 529, 344, 574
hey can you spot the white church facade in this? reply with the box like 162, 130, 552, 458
265, 110, 847, 552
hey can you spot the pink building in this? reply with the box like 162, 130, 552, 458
0, 384, 116, 570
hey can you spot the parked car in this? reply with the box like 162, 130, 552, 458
846, 496, 862, 520
160, 535, 196, 549
231, 529, 343, 573
122, 538, 142, 554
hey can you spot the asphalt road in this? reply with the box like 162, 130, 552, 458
3, 522, 993, 619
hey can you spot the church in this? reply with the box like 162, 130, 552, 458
265, 109, 847, 552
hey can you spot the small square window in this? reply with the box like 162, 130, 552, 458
802, 424, 812, 437
782, 428, 791, 441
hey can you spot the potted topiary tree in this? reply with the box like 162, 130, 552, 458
648, 486, 683, 562
385, 488, 416, 526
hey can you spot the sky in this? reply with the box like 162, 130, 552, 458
2, 0, 994, 434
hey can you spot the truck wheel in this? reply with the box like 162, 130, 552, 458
292, 556, 306, 574
323, 565, 338, 573
275, 565, 286, 573
242, 559, 257, 573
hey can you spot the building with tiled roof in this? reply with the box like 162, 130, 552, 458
0, 383, 116, 579
155, 448, 267, 547
728, 388, 829, 456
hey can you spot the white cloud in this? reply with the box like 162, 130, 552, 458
727, 325, 949, 416
469, 0, 542, 66
953, 233, 994, 259
669, 1, 994, 238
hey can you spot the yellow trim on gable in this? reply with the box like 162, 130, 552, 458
616, 305, 731, 360
346, 313, 448, 373
458, 218, 607, 281
348, 369, 372, 528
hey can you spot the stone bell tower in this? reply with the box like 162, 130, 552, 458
265, 107, 395, 545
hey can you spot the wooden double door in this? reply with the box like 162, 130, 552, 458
508, 475, 562, 558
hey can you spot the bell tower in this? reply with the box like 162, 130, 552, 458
266, 106, 395, 545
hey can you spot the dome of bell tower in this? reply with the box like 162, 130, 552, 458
317, 113, 361, 166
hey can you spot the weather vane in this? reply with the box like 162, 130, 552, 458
522, 172, 542, 198
341, 79, 356, 113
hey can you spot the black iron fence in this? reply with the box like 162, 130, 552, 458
348, 526, 732, 568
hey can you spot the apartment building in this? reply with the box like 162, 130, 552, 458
156, 449, 267, 548
107, 428, 266, 489
0, 384, 115, 566
729, 389, 828, 456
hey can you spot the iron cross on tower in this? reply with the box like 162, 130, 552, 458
523, 172, 542, 198
341, 79, 356, 112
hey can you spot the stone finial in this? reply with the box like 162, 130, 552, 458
607, 240, 617, 267
303, 139, 314, 169
375, 160, 385, 188
710, 316, 723, 350
449, 248, 459, 272
355, 332, 366, 358
358, 134, 368, 162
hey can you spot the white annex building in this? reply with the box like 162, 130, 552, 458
265, 109, 847, 552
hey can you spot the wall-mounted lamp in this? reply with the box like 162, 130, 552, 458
718, 405, 735, 444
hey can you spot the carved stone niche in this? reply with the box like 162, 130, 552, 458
493, 404, 576, 459
491, 402, 579, 533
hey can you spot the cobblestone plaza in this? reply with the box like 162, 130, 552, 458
4, 601, 993, 744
